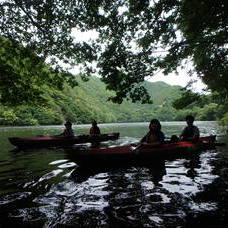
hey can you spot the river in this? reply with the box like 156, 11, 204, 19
0, 121, 228, 227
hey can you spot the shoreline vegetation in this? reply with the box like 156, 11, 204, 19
0, 119, 221, 125
1, 77, 227, 126
1, 35, 227, 127
1, 1, 227, 127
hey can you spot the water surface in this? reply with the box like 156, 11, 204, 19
0, 121, 227, 227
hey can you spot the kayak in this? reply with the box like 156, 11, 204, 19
9, 133, 119, 149
66, 136, 222, 167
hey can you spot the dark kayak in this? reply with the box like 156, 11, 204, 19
9, 133, 120, 149
67, 136, 223, 167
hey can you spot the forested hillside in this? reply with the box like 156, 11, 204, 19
0, 76, 223, 125
1, 1, 227, 125
1, 36, 225, 126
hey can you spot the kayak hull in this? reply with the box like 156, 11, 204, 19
67, 136, 217, 167
9, 133, 119, 149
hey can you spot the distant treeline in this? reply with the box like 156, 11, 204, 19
0, 77, 226, 126
1, 36, 227, 126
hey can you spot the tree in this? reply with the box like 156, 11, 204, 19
172, 89, 201, 110
196, 103, 219, 120
0, 36, 76, 105
1, 0, 227, 104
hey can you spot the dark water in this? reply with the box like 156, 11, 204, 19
0, 121, 228, 227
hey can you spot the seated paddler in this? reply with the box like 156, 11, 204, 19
139, 119, 165, 146
90, 120, 101, 135
180, 115, 200, 142
58, 121, 75, 137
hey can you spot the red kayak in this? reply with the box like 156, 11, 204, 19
67, 136, 221, 167
9, 133, 119, 149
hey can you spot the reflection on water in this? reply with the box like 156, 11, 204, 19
0, 121, 227, 227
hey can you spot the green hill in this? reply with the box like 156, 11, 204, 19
0, 75, 223, 125
0, 36, 225, 125
61, 76, 183, 123
0, 76, 185, 125
0, 74, 221, 125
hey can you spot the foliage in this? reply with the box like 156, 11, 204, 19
180, 0, 228, 92
0, 77, 224, 125
0, 104, 64, 125
0, 108, 18, 125
220, 112, 228, 126
196, 103, 219, 121
0, 36, 76, 105
1, 0, 227, 104
172, 87, 228, 123
172, 89, 201, 110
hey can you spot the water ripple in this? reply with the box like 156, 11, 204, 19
0, 122, 226, 227
49, 160, 69, 165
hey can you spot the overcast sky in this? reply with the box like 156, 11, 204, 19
148, 71, 207, 93
72, 30, 207, 93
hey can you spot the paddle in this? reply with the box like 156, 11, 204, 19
130, 142, 163, 154
130, 143, 144, 153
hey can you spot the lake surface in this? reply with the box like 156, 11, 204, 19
0, 121, 228, 227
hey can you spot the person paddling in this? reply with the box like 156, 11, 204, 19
180, 115, 199, 142
89, 120, 101, 148
59, 121, 74, 137
139, 119, 165, 146
90, 120, 101, 135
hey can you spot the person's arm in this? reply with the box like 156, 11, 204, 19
183, 126, 199, 142
147, 132, 164, 146
140, 132, 149, 143
141, 132, 163, 146
134, 133, 149, 148
159, 131, 165, 142
190, 126, 199, 141
179, 127, 187, 140
69, 129, 75, 136
193, 126, 200, 138
134, 132, 159, 150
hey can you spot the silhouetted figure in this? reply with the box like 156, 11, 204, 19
90, 121, 101, 135
89, 121, 101, 148
59, 121, 74, 136
140, 119, 165, 146
180, 115, 199, 142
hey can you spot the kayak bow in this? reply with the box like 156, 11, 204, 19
67, 135, 223, 167
9, 133, 120, 149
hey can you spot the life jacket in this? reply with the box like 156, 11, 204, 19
90, 126, 100, 135
63, 128, 74, 136
143, 131, 165, 143
182, 126, 199, 138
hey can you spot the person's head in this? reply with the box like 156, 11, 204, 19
64, 121, 72, 129
92, 120, 97, 127
149, 119, 161, 132
185, 115, 194, 126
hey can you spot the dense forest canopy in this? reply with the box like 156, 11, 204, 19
0, 0, 227, 105
0, 77, 225, 126
0, 36, 77, 105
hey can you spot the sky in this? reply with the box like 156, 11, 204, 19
148, 71, 207, 93
71, 29, 207, 93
